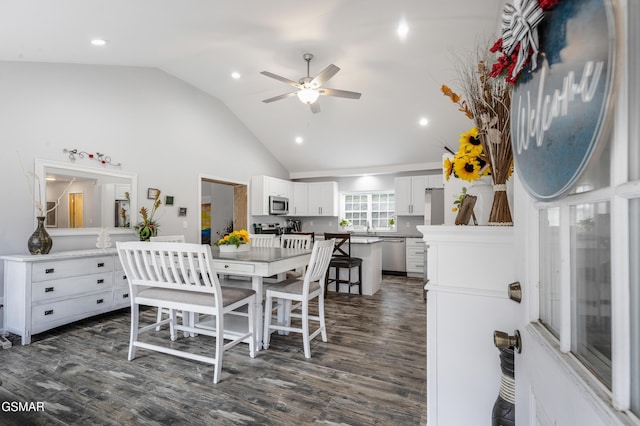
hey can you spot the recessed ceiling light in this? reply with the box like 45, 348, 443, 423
231, 71, 241, 79
295, 136, 303, 144
90, 39, 108, 46
419, 117, 429, 127
397, 20, 409, 40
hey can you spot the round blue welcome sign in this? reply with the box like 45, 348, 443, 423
510, 0, 617, 201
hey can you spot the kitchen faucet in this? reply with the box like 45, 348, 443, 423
366, 221, 374, 235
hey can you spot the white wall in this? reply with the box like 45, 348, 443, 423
0, 61, 289, 328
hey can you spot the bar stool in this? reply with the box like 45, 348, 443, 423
324, 233, 362, 297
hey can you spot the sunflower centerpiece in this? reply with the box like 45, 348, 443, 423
214, 229, 251, 252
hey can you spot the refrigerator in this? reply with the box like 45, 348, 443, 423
424, 188, 445, 225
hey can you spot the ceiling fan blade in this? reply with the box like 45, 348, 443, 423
262, 91, 298, 103
310, 101, 321, 114
310, 64, 340, 88
260, 71, 300, 87
319, 88, 362, 99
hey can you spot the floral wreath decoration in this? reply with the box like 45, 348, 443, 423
488, 0, 561, 85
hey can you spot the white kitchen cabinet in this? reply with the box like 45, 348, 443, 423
395, 176, 428, 216
307, 181, 338, 216
427, 174, 444, 189
291, 182, 309, 216
250, 175, 293, 216
405, 237, 425, 278
2, 249, 130, 345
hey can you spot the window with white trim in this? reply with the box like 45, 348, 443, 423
341, 192, 395, 231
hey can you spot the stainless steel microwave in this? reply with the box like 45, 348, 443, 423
269, 195, 289, 215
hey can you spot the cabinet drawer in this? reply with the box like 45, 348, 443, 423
407, 261, 425, 273
406, 238, 424, 248
113, 287, 131, 307
406, 247, 425, 257
212, 261, 255, 274
114, 270, 128, 288
32, 256, 114, 282
32, 291, 114, 326
32, 274, 113, 302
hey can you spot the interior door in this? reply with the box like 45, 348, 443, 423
69, 193, 83, 228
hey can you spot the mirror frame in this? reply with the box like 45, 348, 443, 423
34, 158, 138, 236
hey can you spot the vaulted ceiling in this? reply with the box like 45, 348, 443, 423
0, 0, 504, 177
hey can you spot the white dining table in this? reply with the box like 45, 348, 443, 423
209, 246, 312, 349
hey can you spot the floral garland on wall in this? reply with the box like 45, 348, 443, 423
63, 149, 121, 166
488, 0, 561, 85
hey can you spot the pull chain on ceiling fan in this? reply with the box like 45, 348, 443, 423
261, 53, 361, 114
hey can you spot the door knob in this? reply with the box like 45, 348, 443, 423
494, 329, 522, 353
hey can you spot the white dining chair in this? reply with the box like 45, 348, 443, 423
263, 238, 334, 358
280, 233, 313, 249
281, 233, 314, 279
249, 234, 277, 247
150, 235, 186, 330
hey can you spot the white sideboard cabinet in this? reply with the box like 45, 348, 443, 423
2, 249, 130, 345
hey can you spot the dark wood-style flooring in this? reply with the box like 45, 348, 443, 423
0, 275, 426, 425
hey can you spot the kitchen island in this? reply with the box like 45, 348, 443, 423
324, 236, 383, 296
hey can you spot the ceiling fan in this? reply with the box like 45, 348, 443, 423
261, 53, 361, 113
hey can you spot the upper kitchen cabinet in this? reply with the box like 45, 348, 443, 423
250, 175, 293, 216
307, 181, 338, 216
291, 182, 309, 216
427, 174, 444, 189
395, 176, 428, 216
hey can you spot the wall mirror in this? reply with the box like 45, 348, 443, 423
34, 159, 138, 236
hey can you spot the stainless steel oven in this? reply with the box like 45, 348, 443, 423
269, 195, 289, 215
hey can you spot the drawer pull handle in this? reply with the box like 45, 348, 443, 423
224, 265, 229, 269
97, 262, 105, 268
122, 275, 127, 280
123, 293, 129, 299
45, 268, 55, 274
44, 309, 54, 316
96, 299, 104, 304
45, 287, 54, 293
97, 279, 104, 284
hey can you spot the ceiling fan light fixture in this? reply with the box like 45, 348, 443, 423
297, 87, 320, 104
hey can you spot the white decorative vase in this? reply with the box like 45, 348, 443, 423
219, 243, 250, 253
466, 176, 493, 226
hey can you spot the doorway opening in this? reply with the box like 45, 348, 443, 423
69, 193, 83, 228
200, 177, 247, 245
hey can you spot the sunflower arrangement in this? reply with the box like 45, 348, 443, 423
214, 229, 251, 247
441, 43, 514, 225
443, 126, 490, 183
